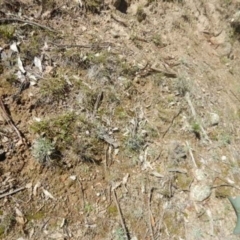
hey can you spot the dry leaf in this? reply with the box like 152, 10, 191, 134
17, 56, 26, 74
122, 173, 129, 185
150, 171, 164, 178
111, 181, 122, 190
34, 56, 42, 72
33, 181, 41, 196
16, 216, 26, 225
10, 42, 19, 53
15, 207, 24, 217
42, 188, 56, 200
25, 182, 32, 189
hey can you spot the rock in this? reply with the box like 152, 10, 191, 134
194, 168, 209, 181
210, 113, 220, 126
216, 42, 232, 57
190, 183, 212, 201
210, 31, 226, 45
231, 11, 240, 25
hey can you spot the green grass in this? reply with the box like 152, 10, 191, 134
0, 24, 15, 40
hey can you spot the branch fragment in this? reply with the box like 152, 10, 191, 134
0, 18, 57, 32
112, 189, 130, 240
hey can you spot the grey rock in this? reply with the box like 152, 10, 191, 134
210, 113, 220, 126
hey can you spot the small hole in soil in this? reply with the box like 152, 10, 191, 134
115, 0, 128, 13
0, 148, 6, 162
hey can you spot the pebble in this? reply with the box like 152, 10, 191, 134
210, 113, 220, 126
190, 183, 211, 201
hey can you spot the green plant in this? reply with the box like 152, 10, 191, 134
31, 137, 56, 164
85, 0, 102, 13
219, 133, 231, 145
30, 112, 76, 149
0, 25, 15, 40
147, 0, 156, 5
114, 228, 126, 240
175, 77, 189, 96
192, 228, 203, 239
0, 213, 16, 236
191, 121, 201, 139
136, 6, 146, 22
125, 134, 145, 152
152, 34, 163, 47
39, 76, 68, 101
84, 202, 93, 214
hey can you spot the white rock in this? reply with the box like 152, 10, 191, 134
190, 183, 211, 201
194, 169, 208, 181
69, 175, 77, 181
221, 156, 227, 161
210, 113, 220, 126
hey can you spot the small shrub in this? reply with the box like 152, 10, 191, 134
125, 134, 145, 152
191, 121, 201, 139
30, 112, 76, 149
114, 228, 125, 240
175, 77, 189, 96
152, 34, 163, 47
39, 76, 69, 102
32, 137, 56, 164
0, 25, 15, 41
85, 0, 103, 13
136, 7, 147, 22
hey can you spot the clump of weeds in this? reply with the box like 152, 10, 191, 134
31, 137, 56, 164
0, 24, 15, 41
30, 112, 105, 164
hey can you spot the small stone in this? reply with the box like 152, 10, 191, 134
210, 113, 220, 126
2, 136, 8, 143
194, 169, 208, 181
221, 156, 227, 161
190, 183, 211, 201
69, 175, 77, 181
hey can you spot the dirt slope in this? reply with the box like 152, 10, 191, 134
1, 0, 240, 239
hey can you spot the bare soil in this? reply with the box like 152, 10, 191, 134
1, 0, 240, 239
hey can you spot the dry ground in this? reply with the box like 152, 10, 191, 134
1, 0, 240, 239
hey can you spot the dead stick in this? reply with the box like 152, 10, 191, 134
0, 98, 24, 143
112, 189, 130, 240
0, 186, 26, 199
148, 188, 154, 240
186, 141, 198, 168
162, 108, 182, 138
150, 66, 177, 78
155, 209, 165, 239
50, 43, 92, 49
111, 13, 128, 27
0, 18, 57, 32
93, 91, 103, 115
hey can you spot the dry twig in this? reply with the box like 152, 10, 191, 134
0, 186, 26, 199
185, 92, 211, 142
0, 18, 57, 32
162, 108, 182, 138
150, 66, 177, 78
111, 13, 128, 27
112, 189, 130, 240
148, 188, 155, 240
93, 91, 103, 115
0, 98, 25, 144
186, 141, 198, 168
